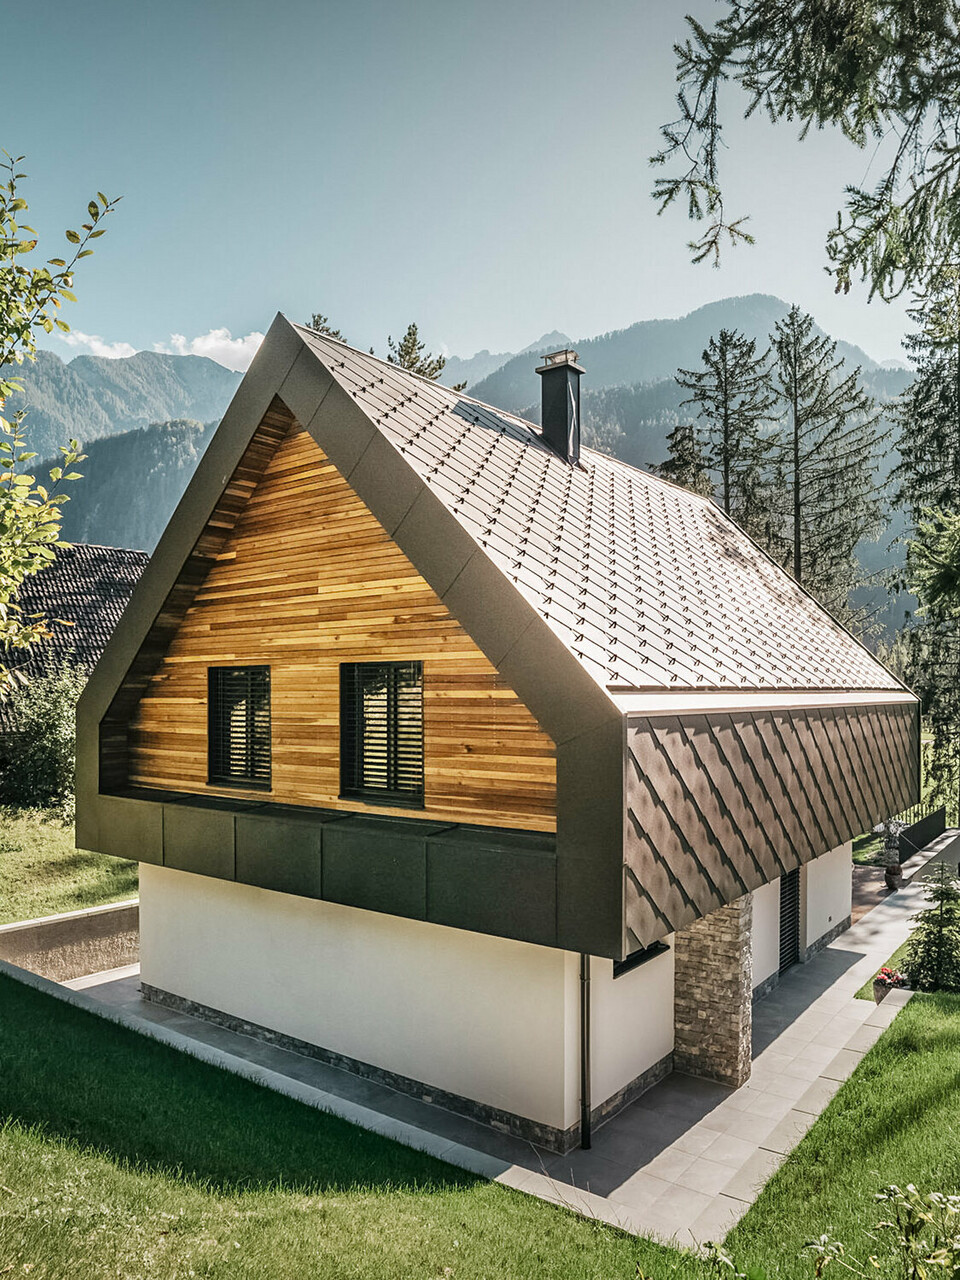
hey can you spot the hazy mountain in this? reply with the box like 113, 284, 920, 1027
469, 294, 882, 415
8, 349, 240, 460
440, 330, 572, 389
29, 295, 915, 636
51, 419, 218, 553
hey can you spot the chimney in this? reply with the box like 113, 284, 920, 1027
536, 349, 584, 464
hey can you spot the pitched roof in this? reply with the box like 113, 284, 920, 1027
293, 323, 901, 694
5, 543, 148, 690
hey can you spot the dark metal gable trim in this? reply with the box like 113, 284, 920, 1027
75, 316, 625, 957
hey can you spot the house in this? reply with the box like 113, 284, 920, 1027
1, 543, 148, 746
76, 316, 919, 1152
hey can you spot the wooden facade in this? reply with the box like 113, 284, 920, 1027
127, 411, 557, 832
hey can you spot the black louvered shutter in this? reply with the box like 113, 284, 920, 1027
340, 661, 424, 805
779, 867, 801, 972
208, 666, 271, 788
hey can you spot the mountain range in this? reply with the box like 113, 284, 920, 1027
7, 349, 240, 462
20, 294, 913, 633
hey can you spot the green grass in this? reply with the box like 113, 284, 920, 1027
0, 975, 958, 1278
726, 993, 960, 1276
0, 973, 676, 1279
0, 806, 137, 924
854, 937, 913, 1000
852, 830, 883, 866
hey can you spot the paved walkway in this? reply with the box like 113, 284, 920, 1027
58, 831, 959, 1249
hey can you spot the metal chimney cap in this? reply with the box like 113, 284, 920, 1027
536, 349, 585, 375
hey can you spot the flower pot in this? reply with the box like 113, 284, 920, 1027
873, 979, 889, 1003
884, 863, 903, 890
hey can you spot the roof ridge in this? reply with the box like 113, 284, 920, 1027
67, 542, 150, 556
289, 317, 721, 501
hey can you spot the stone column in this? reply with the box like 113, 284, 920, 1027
673, 894, 752, 1087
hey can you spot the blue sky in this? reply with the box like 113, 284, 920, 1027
20, 0, 911, 370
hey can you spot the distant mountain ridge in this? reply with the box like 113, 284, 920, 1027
465, 294, 885, 414
26, 297, 913, 620
441, 330, 572, 389
9, 348, 240, 459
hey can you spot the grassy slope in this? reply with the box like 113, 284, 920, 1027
727, 993, 960, 1277
0, 808, 137, 924
0, 975, 958, 1279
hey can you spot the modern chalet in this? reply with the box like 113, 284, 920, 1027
76, 315, 919, 1152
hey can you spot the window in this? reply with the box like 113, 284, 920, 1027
340, 661, 424, 806
208, 666, 271, 788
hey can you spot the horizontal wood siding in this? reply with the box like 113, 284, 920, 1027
128, 418, 556, 831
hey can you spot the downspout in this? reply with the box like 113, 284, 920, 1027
579, 952, 592, 1149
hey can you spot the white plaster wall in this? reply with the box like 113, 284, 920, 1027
584, 944, 675, 1129
139, 865, 571, 1129
804, 841, 852, 950
751, 879, 781, 990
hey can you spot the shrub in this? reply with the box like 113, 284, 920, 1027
905, 863, 960, 993
0, 661, 87, 809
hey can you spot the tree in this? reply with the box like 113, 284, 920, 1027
305, 312, 344, 342
765, 306, 885, 615
387, 322, 465, 389
1, 151, 118, 694
896, 275, 960, 824
896, 274, 960, 521
676, 327, 774, 531
652, 422, 714, 497
905, 862, 960, 993
0, 659, 87, 809
652, 3, 960, 298
904, 510, 960, 823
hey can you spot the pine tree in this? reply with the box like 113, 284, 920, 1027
765, 306, 885, 616
387, 323, 446, 381
653, 423, 714, 498
306, 312, 344, 342
676, 327, 775, 534
896, 273, 960, 823
896, 273, 960, 519
905, 862, 960, 993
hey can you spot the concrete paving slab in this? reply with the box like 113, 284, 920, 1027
760, 1109, 816, 1154
820, 1049, 864, 1082
721, 1147, 783, 1201
794, 1076, 843, 1116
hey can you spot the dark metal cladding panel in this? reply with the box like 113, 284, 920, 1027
321, 815, 450, 920
235, 810, 335, 898
94, 793, 163, 866
163, 802, 236, 881
624, 701, 920, 947
426, 828, 557, 946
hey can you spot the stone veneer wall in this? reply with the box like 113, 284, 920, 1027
673, 894, 752, 1087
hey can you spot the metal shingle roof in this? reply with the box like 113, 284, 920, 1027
294, 324, 902, 694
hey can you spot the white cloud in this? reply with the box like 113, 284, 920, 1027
154, 327, 264, 372
57, 330, 137, 359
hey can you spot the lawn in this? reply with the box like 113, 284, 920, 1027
0, 974, 958, 1279
0, 807, 137, 924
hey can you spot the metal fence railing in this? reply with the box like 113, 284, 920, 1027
896, 804, 947, 863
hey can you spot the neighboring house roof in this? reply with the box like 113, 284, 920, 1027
5, 543, 148, 689
294, 324, 901, 694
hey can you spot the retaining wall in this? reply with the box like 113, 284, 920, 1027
0, 900, 139, 981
